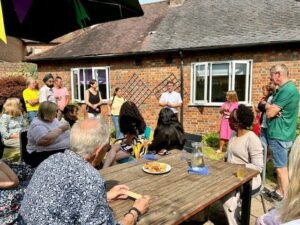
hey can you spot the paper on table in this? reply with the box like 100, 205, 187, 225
126, 190, 142, 199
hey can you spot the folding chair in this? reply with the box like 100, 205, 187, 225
183, 132, 202, 153
20, 130, 30, 163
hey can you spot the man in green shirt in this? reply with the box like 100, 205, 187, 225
266, 64, 299, 201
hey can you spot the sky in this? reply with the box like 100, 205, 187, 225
139, 0, 163, 4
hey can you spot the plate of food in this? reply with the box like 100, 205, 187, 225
142, 162, 171, 174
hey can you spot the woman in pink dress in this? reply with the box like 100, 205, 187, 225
217, 91, 239, 153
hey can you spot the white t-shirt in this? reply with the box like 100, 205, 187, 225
159, 91, 182, 113
39, 85, 56, 103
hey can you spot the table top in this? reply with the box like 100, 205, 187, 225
100, 150, 259, 225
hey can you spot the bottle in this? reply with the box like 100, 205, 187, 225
191, 142, 205, 168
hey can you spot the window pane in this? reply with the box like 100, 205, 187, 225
211, 63, 229, 102
95, 69, 108, 100
72, 70, 79, 100
234, 63, 247, 101
195, 65, 205, 101
79, 69, 93, 101
79, 69, 85, 101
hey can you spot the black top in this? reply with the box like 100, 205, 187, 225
148, 124, 185, 153
87, 90, 101, 114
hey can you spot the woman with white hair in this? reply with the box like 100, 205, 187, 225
0, 98, 25, 148
20, 118, 150, 225
256, 135, 300, 225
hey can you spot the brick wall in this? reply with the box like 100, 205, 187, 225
0, 37, 24, 62
35, 44, 300, 135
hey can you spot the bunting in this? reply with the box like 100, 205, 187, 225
0, 0, 7, 44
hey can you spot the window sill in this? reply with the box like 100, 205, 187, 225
188, 102, 251, 107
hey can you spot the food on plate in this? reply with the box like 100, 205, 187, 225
144, 162, 167, 173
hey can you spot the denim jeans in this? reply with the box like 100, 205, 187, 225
28, 111, 37, 124
269, 139, 293, 168
112, 115, 123, 139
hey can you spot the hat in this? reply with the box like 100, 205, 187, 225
43, 73, 54, 83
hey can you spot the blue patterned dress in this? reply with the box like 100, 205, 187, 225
19, 150, 121, 225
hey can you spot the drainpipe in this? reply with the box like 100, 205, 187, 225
179, 50, 184, 124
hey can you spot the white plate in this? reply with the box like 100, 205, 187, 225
142, 163, 171, 174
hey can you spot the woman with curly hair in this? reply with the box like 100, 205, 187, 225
148, 108, 185, 155
103, 101, 146, 168
222, 104, 263, 225
0, 98, 25, 148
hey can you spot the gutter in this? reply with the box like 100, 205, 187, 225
179, 50, 184, 125
25, 40, 300, 62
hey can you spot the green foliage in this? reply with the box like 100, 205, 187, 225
18, 63, 38, 78
203, 132, 219, 148
296, 117, 300, 136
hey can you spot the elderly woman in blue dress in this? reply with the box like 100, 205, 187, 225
0, 98, 25, 148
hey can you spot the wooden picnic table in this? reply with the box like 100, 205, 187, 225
100, 150, 259, 225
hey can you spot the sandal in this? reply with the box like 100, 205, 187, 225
216, 149, 223, 154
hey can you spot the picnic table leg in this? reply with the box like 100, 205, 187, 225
241, 180, 252, 225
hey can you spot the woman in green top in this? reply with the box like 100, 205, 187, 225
109, 87, 126, 139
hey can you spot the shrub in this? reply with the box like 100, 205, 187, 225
296, 117, 300, 136
203, 132, 219, 148
0, 76, 26, 112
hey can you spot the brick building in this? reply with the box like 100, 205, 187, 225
27, 0, 300, 134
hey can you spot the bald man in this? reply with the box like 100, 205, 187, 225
266, 64, 299, 201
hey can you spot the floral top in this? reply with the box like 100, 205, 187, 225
0, 114, 24, 139
19, 150, 120, 225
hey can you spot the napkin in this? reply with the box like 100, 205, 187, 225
187, 165, 209, 175
143, 154, 157, 160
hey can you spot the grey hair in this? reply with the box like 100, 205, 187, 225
70, 118, 109, 156
270, 64, 289, 76
26, 77, 36, 86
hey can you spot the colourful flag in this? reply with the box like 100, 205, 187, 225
12, 0, 32, 23
0, 0, 7, 44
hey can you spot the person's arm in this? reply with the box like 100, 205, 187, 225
245, 134, 264, 173
94, 91, 103, 108
39, 87, 47, 103
0, 161, 19, 189
85, 90, 94, 109
23, 90, 39, 106
265, 103, 281, 119
0, 115, 15, 139
36, 123, 70, 146
159, 93, 168, 107
121, 195, 150, 225
169, 93, 183, 109
65, 88, 70, 105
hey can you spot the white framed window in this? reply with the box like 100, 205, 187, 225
191, 60, 252, 106
71, 67, 110, 103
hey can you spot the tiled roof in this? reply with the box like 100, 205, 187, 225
29, 0, 300, 61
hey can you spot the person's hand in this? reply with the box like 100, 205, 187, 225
10, 133, 19, 139
107, 184, 129, 202
132, 195, 150, 215
59, 123, 70, 132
